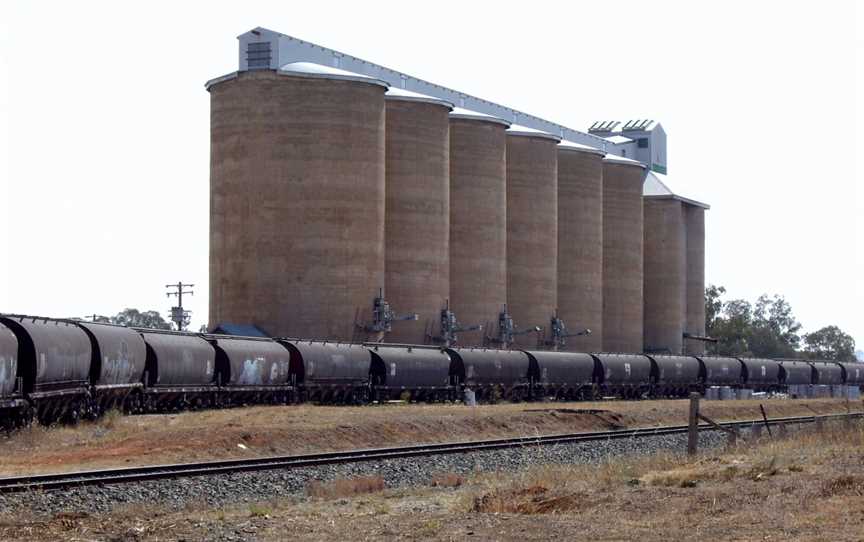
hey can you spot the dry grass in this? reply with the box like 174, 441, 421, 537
305, 475, 386, 500
455, 419, 864, 540
430, 472, 465, 488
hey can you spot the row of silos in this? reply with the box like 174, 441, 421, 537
207, 64, 660, 353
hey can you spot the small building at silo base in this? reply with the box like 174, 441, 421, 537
556, 141, 605, 353
643, 171, 710, 354
383, 88, 453, 345
207, 64, 387, 341
506, 125, 561, 350
602, 154, 646, 353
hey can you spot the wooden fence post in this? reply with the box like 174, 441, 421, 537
688, 392, 700, 456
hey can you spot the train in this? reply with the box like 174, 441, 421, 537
0, 314, 861, 427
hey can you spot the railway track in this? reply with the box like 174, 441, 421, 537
1, 412, 860, 494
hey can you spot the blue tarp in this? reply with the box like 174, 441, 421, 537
211, 322, 269, 338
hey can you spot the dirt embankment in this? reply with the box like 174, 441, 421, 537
0, 397, 855, 475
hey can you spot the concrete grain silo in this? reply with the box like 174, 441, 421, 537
207, 63, 387, 340
383, 88, 453, 344
449, 108, 511, 346
643, 199, 686, 353
684, 205, 706, 354
642, 170, 710, 354
506, 125, 561, 349
556, 141, 605, 352
602, 155, 646, 353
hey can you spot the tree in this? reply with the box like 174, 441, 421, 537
748, 294, 801, 358
711, 298, 753, 356
803, 326, 857, 362
704, 284, 726, 337
704, 286, 856, 361
110, 308, 172, 330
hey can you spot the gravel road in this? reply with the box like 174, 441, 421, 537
0, 430, 735, 516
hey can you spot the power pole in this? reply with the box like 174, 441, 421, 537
166, 282, 194, 331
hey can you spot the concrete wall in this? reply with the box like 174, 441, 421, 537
602, 161, 644, 353
384, 99, 450, 344
209, 70, 385, 340
506, 135, 558, 349
643, 199, 686, 353
449, 118, 508, 346
557, 148, 603, 352
685, 205, 706, 355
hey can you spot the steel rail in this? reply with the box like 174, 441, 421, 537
0, 412, 859, 494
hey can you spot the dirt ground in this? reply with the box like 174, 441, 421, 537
0, 397, 857, 475
2, 417, 863, 541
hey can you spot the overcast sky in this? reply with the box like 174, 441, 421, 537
1, 1, 861, 349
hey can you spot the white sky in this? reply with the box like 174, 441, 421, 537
0, 1, 862, 348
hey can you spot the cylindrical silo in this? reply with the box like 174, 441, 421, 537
602, 155, 646, 353
643, 198, 686, 354
506, 125, 561, 349
208, 64, 387, 340
383, 88, 452, 344
449, 108, 510, 346
684, 204, 706, 355
557, 142, 605, 352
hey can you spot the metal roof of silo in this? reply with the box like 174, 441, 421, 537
506, 123, 562, 142
643, 170, 710, 209
449, 107, 511, 127
558, 140, 606, 156
604, 134, 634, 145
385, 87, 454, 109
602, 153, 646, 167
278, 61, 390, 88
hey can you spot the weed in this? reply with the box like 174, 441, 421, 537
248, 504, 271, 518
306, 476, 386, 500
430, 472, 464, 488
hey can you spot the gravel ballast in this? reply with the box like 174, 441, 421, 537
0, 429, 753, 515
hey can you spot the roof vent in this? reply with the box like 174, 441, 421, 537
247, 42, 272, 70
589, 120, 620, 133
